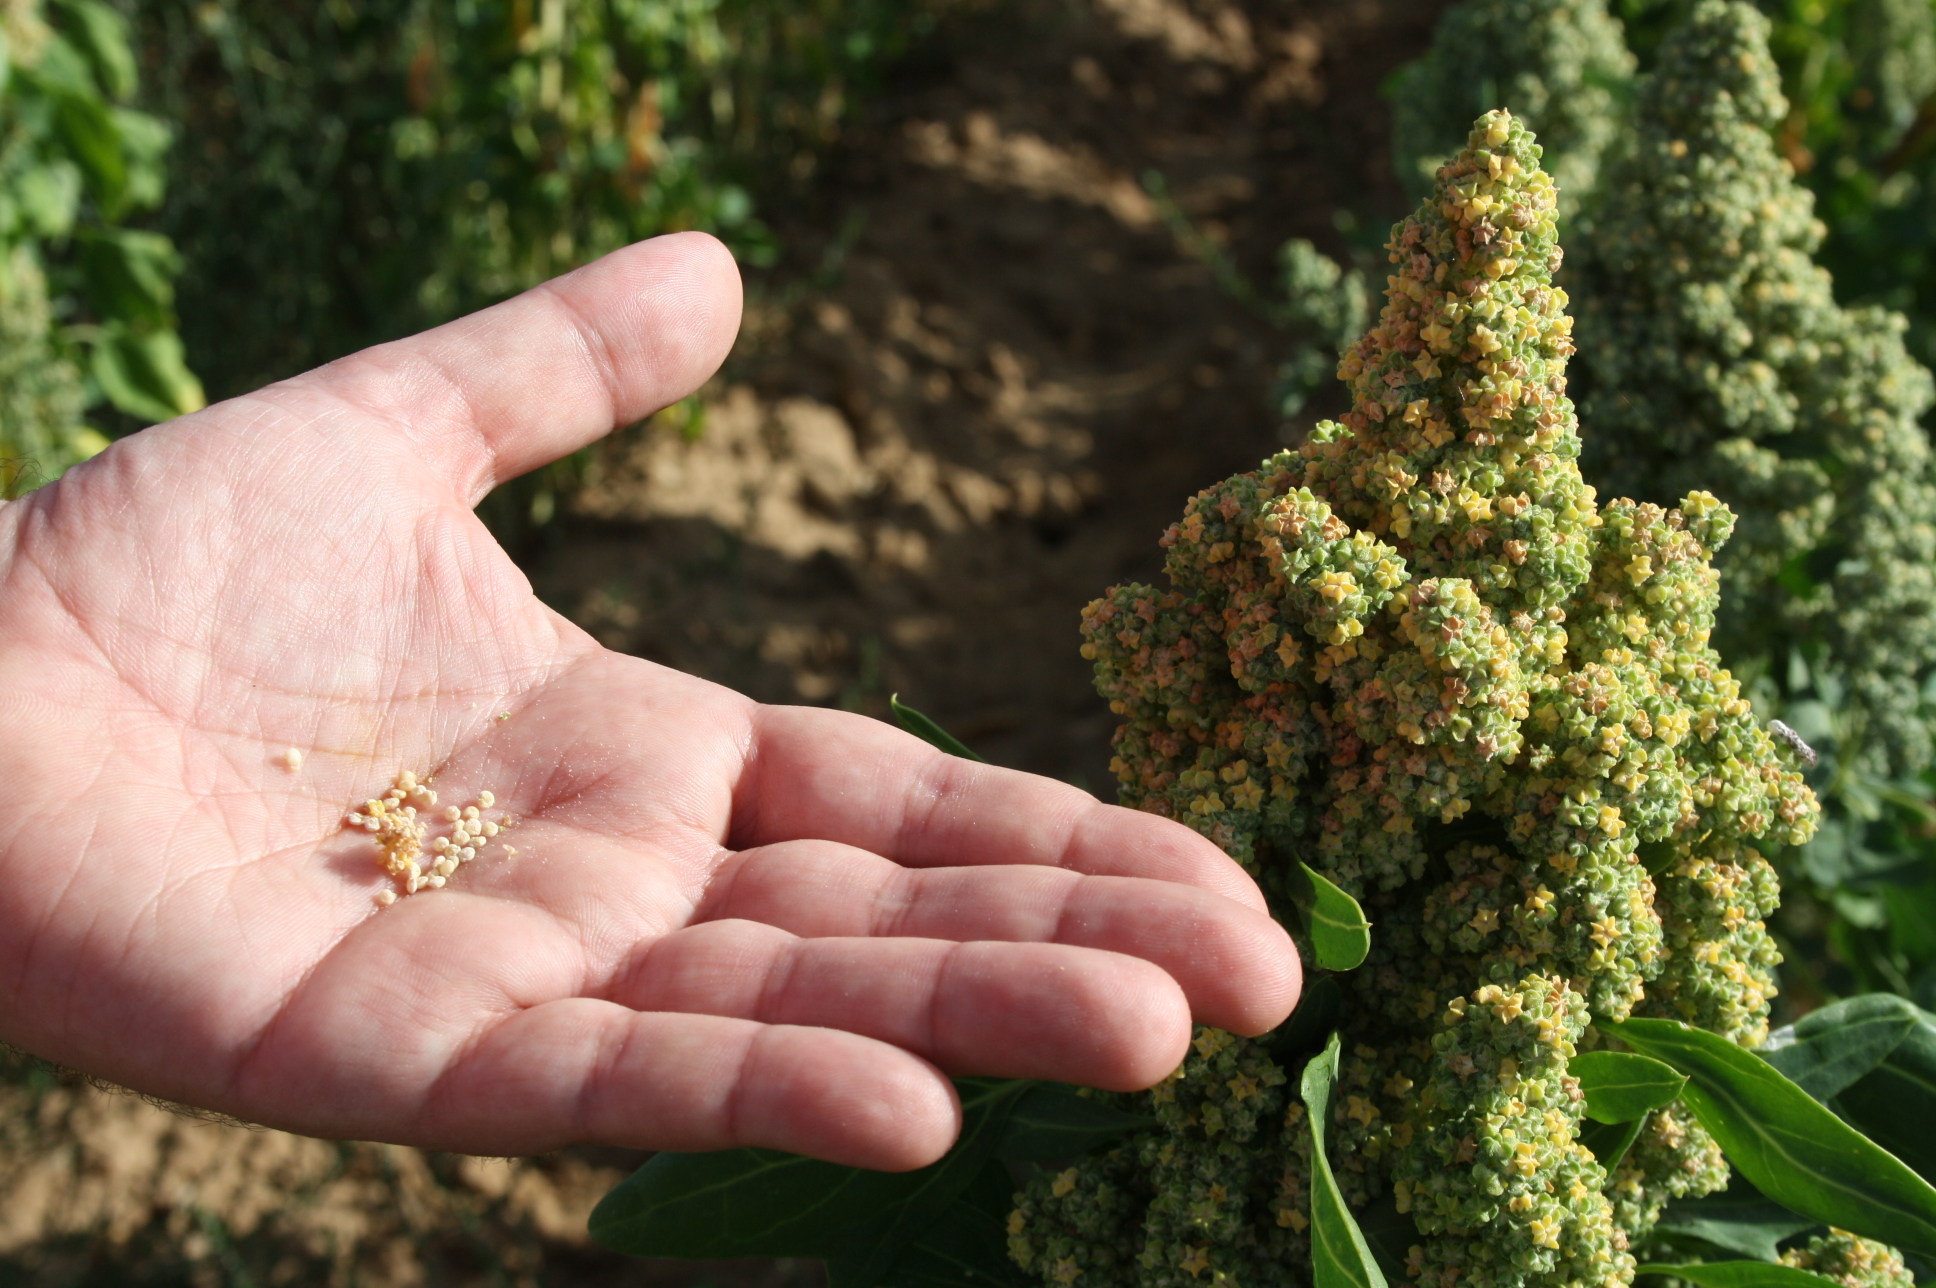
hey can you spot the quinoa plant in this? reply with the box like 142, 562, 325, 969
1569, 1, 1936, 990
1390, 0, 1634, 213
590, 112, 1936, 1288
1015, 107, 1813, 1288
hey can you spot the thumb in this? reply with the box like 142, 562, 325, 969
283, 231, 743, 504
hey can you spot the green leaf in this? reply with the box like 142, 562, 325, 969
1570, 1051, 1687, 1123
1301, 1032, 1389, 1288
1636, 1263, 1840, 1288
588, 1079, 1029, 1273
90, 323, 204, 424
1838, 1005, 1936, 1184
51, 0, 137, 100
891, 695, 984, 763
996, 1083, 1153, 1164
80, 228, 181, 329
1759, 994, 1920, 1101
590, 1149, 914, 1260
1579, 1117, 1645, 1173
845, 1161, 1027, 1288
1607, 1017, 1936, 1259
110, 107, 170, 213
13, 161, 81, 237
1266, 976, 1343, 1064
1637, 840, 1679, 877
1349, 1194, 1413, 1286
22, 41, 127, 212
1651, 1188, 1819, 1263
1300, 863, 1371, 971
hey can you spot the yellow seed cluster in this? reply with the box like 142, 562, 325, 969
1025, 110, 1823, 1288
344, 771, 515, 903
1780, 1230, 1917, 1288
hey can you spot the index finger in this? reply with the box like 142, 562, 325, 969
731, 704, 1271, 914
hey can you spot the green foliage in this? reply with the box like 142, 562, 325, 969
1298, 863, 1371, 971
1275, 238, 1371, 419
588, 1078, 1147, 1288
1571, 1050, 1689, 1122
1745, 0, 1936, 377
1649, 1191, 1817, 1261
122, 0, 939, 403
1755, 991, 1922, 1097
1610, 1015, 1936, 1259
0, 0, 201, 489
892, 694, 986, 762
0, 247, 86, 495
1634, 1261, 1840, 1288
1389, 0, 1635, 212
1301, 1034, 1388, 1288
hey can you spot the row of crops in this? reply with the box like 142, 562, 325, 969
0, 0, 936, 486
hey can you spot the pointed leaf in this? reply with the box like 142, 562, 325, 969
1301, 1032, 1389, 1288
1652, 1187, 1819, 1263
1301, 863, 1371, 971
1759, 994, 1920, 1101
1607, 1017, 1936, 1259
1579, 1117, 1645, 1172
1636, 1264, 1839, 1288
90, 323, 204, 424
997, 1083, 1153, 1164
1570, 1051, 1687, 1123
1838, 1006, 1936, 1184
891, 695, 984, 763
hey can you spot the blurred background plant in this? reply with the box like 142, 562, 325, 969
110, 0, 939, 542
121, 0, 941, 401
0, 0, 202, 498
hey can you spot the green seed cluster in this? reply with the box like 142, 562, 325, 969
1604, 1105, 1726, 1235
1572, 0, 1936, 777
1780, 1230, 1917, 1288
1008, 1029, 1309, 1288
1392, 975, 1624, 1288
1390, 0, 1632, 213
1019, 111, 1820, 1288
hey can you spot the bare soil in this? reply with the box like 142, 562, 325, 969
0, 0, 1445, 1282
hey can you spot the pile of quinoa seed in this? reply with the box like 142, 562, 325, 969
345, 769, 517, 904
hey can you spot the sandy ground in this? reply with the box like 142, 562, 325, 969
1, 0, 1444, 1282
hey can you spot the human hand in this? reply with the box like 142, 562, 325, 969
0, 233, 1300, 1170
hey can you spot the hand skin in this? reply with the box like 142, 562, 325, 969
0, 233, 1300, 1171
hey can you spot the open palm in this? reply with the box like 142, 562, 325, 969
0, 234, 1298, 1171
